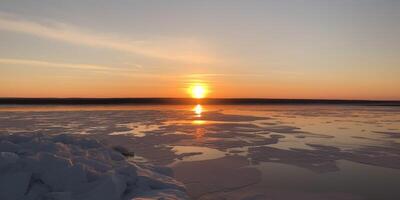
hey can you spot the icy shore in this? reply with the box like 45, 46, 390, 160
0, 134, 188, 200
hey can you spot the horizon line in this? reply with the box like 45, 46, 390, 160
0, 97, 399, 106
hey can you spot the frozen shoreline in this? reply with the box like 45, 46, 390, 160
0, 133, 189, 200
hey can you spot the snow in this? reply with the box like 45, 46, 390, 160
0, 134, 188, 200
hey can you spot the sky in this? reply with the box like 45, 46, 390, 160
0, 0, 399, 100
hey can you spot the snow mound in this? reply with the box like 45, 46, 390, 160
0, 134, 188, 200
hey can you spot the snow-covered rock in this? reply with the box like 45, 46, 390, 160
0, 134, 188, 200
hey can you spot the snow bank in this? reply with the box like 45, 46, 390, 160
0, 134, 188, 200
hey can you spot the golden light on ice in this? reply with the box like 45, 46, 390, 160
192, 120, 206, 125
189, 84, 207, 99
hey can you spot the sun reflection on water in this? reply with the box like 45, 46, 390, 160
195, 127, 206, 139
193, 104, 203, 117
192, 104, 206, 138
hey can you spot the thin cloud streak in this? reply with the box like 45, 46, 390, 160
0, 12, 214, 64
0, 58, 185, 79
0, 58, 137, 72
185, 73, 265, 78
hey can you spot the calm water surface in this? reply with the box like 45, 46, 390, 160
1, 104, 399, 200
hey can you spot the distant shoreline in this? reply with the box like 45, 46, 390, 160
0, 98, 399, 106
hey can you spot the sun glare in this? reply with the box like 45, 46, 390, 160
190, 84, 207, 99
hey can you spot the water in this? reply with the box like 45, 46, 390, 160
1, 104, 399, 199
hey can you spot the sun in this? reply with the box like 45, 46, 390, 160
189, 84, 208, 99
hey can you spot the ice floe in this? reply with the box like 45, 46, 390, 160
0, 134, 188, 200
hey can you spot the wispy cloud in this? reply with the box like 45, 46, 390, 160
185, 73, 264, 78
0, 58, 137, 72
0, 12, 214, 64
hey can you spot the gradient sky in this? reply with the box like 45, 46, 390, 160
0, 0, 399, 100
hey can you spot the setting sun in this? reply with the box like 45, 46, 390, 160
189, 84, 208, 99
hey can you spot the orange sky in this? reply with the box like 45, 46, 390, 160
0, 1, 399, 100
